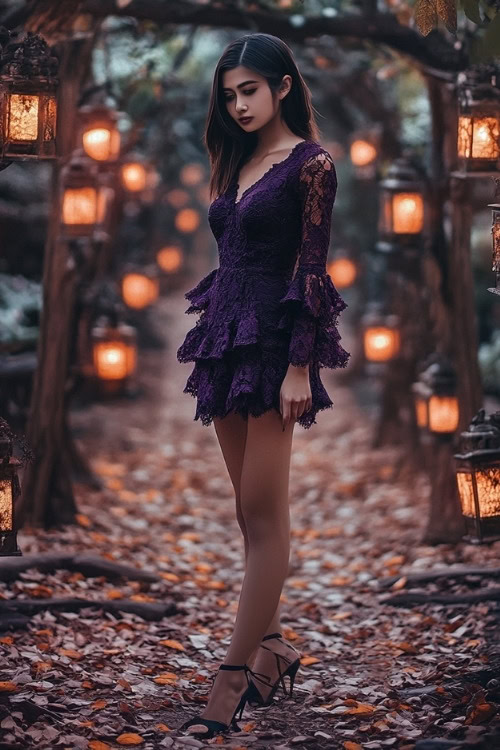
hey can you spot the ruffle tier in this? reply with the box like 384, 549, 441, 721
177, 306, 260, 362
184, 268, 218, 314
277, 268, 350, 369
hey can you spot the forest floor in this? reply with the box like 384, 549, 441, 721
1, 287, 500, 750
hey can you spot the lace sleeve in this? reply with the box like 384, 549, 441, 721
277, 150, 350, 369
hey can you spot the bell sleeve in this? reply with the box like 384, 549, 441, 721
277, 150, 350, 369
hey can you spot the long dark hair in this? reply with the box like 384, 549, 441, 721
204, 33, 321, 200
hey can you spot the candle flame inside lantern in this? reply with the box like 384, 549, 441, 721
62, 187, 97, 225
9, 94, 39, 141
0, 478, 13, 532
428, 395, 459, 433
458, 116, 500, 160
94, 341, 136, 380
350, 139, 377, 167
364, 327, 400, 362
83, 127, 120, 162
457, 469, 500, 518
392, 193, 424, 234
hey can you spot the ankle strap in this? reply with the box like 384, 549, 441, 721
219, 663, 247, 671
262, 632, 282, 641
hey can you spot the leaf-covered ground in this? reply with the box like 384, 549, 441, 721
1, 289, 499, 750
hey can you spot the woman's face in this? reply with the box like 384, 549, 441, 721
222, 65, 290, 132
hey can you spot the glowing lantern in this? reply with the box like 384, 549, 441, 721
487, 202, 500, 297
80, 104, 121, 162
327, 255, 357, 289
180, 162, 204, 186
61, 151, 99, 236
350, 139, 377, 167
156, 245, 183, 273
175, 207, 200, 233
420, 357, 459, 436
457, 70, 500, 173
0, 420, 22, 556
121, 160, 147, 192
378, 155, 425, 252
0, 33, 59, 160
92, 320, 137, 385
121, 269, 160, 310
454, 409, 500, 544
361, 308, 401, 363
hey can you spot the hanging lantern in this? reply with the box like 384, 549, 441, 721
420, 357, 459, 436
487, 202, 500, 296
0, 420, 22, 556
79, 103, 121, 162
156, 245, 183, 273
361, 308, 401, 363
0, 33, 59, 160
349, 127, 380, 179
175, 207, 200, 233
457, 70, 500, 173
180, 162, 205, 186
327, 254, 358, 289
377, 155, 425, 254
121, 267, 160, 310
454, 409, 500, 544
92, 319, 137, 393
61, 151, 99, 237
120, 153, 159, 195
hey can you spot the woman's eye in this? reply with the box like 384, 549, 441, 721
224, 89, 256, 102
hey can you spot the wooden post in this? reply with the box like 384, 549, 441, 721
16, 36, 97, 529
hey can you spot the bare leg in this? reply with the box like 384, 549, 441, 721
190, 408, 295, 730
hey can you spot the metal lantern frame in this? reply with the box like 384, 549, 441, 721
0, 77, 58, 160
0, 428, 22, 557
377, 154, 426, 254
419, 357, 459, 439
61, 150, 116, 239
487, 202, 500, 296
454, 409, 500, 544
91, 316, 138, 396
456, 71, 500, 174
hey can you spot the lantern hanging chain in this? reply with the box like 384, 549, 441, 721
0, 417, 34, 466
493, 177, 500, 202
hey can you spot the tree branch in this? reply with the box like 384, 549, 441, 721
78, 0, 467, 72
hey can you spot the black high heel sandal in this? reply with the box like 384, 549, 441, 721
178, 662, 273, 738
246, 632, 301, 707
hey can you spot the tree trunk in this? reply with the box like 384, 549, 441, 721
16, 36, 97, 530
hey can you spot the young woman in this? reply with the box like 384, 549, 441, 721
176, 32, 350, 739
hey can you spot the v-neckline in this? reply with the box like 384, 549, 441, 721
233, 140, 309, 206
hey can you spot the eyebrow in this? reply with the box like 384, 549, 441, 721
222, 80, 259, 92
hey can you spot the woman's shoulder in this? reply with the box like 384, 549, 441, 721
297, 140, 335, 169
292, 141, 337, 191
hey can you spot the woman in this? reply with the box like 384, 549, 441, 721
176, 32, 350, 739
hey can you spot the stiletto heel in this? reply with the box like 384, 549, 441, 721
178, 662, 273, 738
246, 632, 301, 707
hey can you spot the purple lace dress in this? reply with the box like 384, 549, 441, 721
176, 139, 350, 429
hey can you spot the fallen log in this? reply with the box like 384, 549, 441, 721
0, 553, 160, 583
384, 587, 500, 606
378, 566, 500, 589
0, 597, 178, 623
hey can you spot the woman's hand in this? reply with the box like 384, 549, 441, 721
280, 364, 312, 430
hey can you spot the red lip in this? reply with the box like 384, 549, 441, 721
239, 117, 253, 123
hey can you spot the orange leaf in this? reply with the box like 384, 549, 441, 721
92, 699, 108, 710
31, 585, 53, 598
332, 611, 352, 620
34, 661, 52, 672
391, 576, 407, 590
89, 742, 111, 750
0, 681, 17, 692
59, 649, 82, 660
116, 733, 145, 745
154, 672, 178, 685
344, 743, 363, 750
346, 702, 376, 714
160, 572, 180, 582
155, 723, 171, 732
300, 656, 320, 666
159, 639, 185, 651
82, 680, 94, 689
117, 678, 132, 690
76, 513, 92, 528
0, 636, 14, 644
